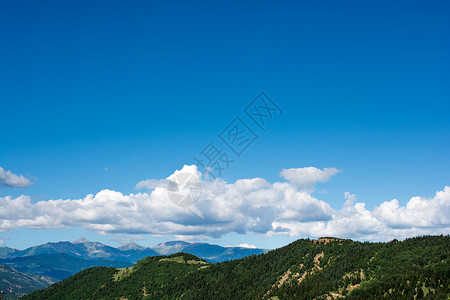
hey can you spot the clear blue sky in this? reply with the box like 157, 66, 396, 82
1, 0, 449, 250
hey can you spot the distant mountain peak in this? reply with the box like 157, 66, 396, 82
73, 237, 91, 244
118, 242, 145, 251
152, 240, 191, 255
159, 240, 191, 246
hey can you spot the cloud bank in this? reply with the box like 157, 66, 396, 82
0, 165, 449, 241
0, 166, 33, 188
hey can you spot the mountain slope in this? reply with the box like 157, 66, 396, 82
22, 235, 450, 300
0, 253, 132, 281
0, 264, 54, 299
22, 253, 208, 300
0, 246, 20, 258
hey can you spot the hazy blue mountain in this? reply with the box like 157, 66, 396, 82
117, 242, 146, 251
0, 240, 93, 259
0, 253, 132, 281
16, 241, 83, 257
182, 243, 229, 259
114, 242, 160, 262
0, 246, 19, 258
151, 241, 267, 262
209, 246, 267, 262
0, 238, 158, 262
1, 239, 265, 264
151, 241, 191, 255
70, 237, 135, 260
0, 264, 55, 299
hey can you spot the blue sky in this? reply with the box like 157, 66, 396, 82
1, 0, 449, 250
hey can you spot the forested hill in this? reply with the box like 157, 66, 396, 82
22, 235, 449, 300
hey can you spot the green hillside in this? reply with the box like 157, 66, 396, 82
22, 235, 450, 300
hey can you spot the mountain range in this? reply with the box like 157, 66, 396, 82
0, 238, 266, 297
0, 238, 158, 263
21, 235, 450, 300
0, 238, 266, 263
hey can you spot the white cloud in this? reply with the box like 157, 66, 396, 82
235, 243, 257, 248
0, 167, 33, 188
136, 179, 170, 190
373, 186, 450, 229
280, 167, 340, 192
270, 187, 450, 241
1, 165, 449, 242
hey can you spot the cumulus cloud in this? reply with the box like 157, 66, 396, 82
280, 167, 340, 192
270, 187, 450, 241
0, 165, 449, 241
373, 186, 450, 229
0, 167, 33, 188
